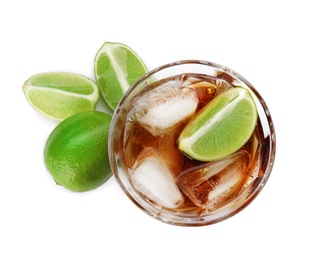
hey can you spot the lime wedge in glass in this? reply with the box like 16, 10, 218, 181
178, 87, 257, 161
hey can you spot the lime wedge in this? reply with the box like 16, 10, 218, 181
23, 72, 99, 121
178, 87, 257, 161
94, 42, 148, 110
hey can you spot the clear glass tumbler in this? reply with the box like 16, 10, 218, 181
109, 60, 276, 226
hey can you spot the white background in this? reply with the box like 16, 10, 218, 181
1, 0, 309, 259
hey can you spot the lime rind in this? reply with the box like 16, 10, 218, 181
94, 42, 148, 110
178, 87, 257, 161
23, 72, 99, 121
44, 111, 112, 192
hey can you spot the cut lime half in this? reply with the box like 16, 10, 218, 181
178, 87, 257, 161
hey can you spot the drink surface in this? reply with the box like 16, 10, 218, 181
119, 73, 264, 216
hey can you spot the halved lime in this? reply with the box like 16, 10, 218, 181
94, 42, 148, 110
178, 87, 257, 161
23, 72, 99, 120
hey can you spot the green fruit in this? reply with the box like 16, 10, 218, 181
178, 87, 257, 161
23, 72, 99, 121
94, 42, 148, 110
44, 111, 112, 192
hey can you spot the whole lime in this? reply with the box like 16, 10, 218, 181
44, 111, 112, 192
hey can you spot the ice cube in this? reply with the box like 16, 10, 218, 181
176, 151, 249, 210
131, 80, 198, 136
130, 148, 184, 209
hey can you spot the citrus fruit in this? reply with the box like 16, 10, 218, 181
178, 87, 257, 161
23, 72, 99, 120
44, 111, 112, 192
94, 42, 148, 110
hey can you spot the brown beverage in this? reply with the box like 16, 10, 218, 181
109, 60, 275, 226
